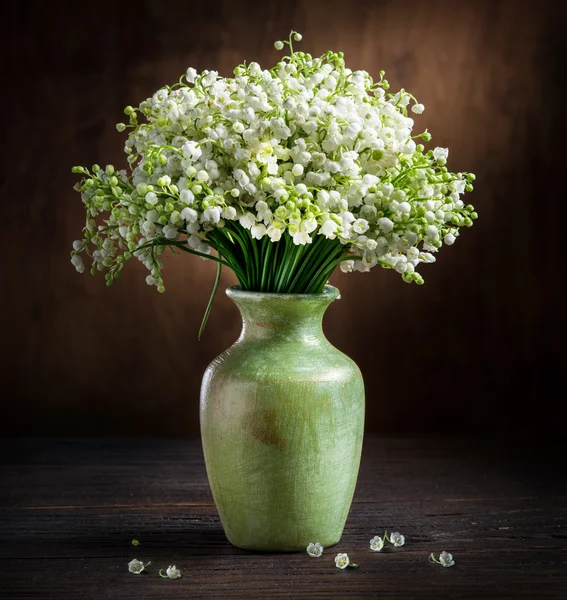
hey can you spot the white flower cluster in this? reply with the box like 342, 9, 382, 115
71, 31, 476, 291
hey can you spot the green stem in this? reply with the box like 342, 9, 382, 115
277, 235, 304, 293
232, 225, 256, 288
213, 225, 252, 284
287, 235, 337, 292
306, 245, 347, 289
273, 233, 293, 292
260, 235, 272, 292
139, 238, 232, 268
206, 230, 248, 286
280, 241, 306, 293
306, 251, 362, 293
198, 253, 223, 340
250, 232, 261, 289
270, 234, 285, 289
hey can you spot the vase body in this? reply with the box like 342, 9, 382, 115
200, 285, 365, 552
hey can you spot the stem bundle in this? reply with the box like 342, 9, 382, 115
195, 223, 356, 336
206, 222, 351, 294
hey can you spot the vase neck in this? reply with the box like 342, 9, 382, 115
226, 286, 339, 342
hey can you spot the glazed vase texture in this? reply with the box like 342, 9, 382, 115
200, 285, 365, 552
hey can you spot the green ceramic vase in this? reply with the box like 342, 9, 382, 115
200, 285, 365, 552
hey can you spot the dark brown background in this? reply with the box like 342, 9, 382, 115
1, 0, 564, 436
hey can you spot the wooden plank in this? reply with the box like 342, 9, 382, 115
0, 437, 565, 598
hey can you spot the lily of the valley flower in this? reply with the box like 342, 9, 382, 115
433, 147, 449, 162
429, 551, 455, 567
369, 535, 385, 552
306, 542, 323, 557
128, 559, 150, 574
335, 553, 350, 569
334, 553, 358, 569
389, 532, 405, 547
160, 565, 182, 579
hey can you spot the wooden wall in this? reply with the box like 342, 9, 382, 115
1, 0, 564, 435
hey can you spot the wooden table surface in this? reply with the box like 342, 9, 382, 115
0, 436, 565, 599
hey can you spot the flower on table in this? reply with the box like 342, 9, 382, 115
160, 565, 182, 579
369, 535, 384, 552
128, 559, 150, 574
389, 532, 405, 547
306, 542, 323, 557
429, 551, 455, 567
335, 552, 359, 569
335, 553, 350, 569
439, 551, 455, 567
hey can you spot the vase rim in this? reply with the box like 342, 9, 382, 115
226, 285, 340, 302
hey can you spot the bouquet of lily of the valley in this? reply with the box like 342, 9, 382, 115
71, 31, 476, 332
